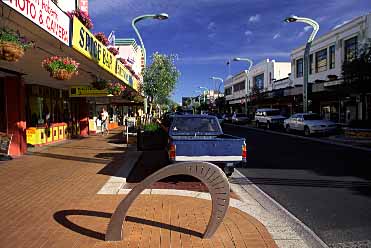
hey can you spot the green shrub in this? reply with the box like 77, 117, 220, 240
143, 123, 160, 132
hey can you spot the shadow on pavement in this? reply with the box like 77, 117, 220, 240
229, 177, 371, 190
30, 152, 110, 164
53, 209, 202, 241
126, 150, 201, 183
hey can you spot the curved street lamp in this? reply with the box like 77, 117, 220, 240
132, 13, 169, 114
199, 86, 209, 103
233, 57, 253, 115
210, 76, 224, 93
284, 15, 319, 113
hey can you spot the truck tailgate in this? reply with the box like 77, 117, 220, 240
172, 138, 244, 162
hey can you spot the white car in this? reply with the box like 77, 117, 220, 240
255, 108, 286, 129
284, 113, 337, 136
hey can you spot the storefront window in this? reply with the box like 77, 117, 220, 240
225, 87, 232, 96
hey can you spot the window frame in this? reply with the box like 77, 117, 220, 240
329, 45, 335, 69
296, 58, 303, 78
315, 48, 328, 73
344, 36, 357, 62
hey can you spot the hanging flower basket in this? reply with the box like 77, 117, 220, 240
42, 56, 79, 80
107, 82, 126, 96
94, 32, 109, 46
51, 69, 74, 80
119, 58, 128, 65
67, 10, 93, 29
0, 29, 33, 62
91, 78, 107, 90
108, 47, 119, 56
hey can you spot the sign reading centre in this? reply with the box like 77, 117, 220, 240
72, 17, 115, 75
2, 0, 70, 45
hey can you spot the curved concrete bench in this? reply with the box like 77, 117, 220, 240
105, 161, 230, 241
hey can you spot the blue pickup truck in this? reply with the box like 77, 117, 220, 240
167, 115, 246, 176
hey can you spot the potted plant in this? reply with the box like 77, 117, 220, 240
108, 47, 119, 56
91, 78, 107, 90
94, 32, 109, 46
137, 123, 167, 151
42, 56, 79, 80
107, 82, 126, 96
67, 10, 93, 29
0, 29, 33, 62
327, 75, 338, 81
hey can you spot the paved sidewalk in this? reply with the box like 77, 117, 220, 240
0, 128, 277, 248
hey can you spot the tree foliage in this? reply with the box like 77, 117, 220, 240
342, 42, 371, 91
143, 53, 180, 106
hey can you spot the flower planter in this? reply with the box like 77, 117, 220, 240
0, 41, 25, 62
51, 69, 74, 80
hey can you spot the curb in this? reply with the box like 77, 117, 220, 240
233, 169, 329, 248
224, 123, 371, 152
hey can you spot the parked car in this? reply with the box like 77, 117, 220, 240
254, 108, 286, 129
284, 113, 337, 136
168, 115, 247, 176
232, 113, 250, 124
210, 113, 225, 125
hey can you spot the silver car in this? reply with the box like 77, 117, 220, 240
284, 113, 337, 136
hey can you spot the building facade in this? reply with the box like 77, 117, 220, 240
225, 59, 291, 114
290, 13, 371, 123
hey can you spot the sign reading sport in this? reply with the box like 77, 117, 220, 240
72, 17, 116, 75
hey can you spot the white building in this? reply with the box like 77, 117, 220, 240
290, 13, 371, 122
225, 59, 290, 113
291, 13, 371, 86
114, 38, 143, 76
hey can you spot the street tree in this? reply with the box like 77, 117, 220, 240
143, 52, 180, 113
342, 42, 371, 121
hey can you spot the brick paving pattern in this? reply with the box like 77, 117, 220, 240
0, 128, 277, 247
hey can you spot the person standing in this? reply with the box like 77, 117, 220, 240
101, 108, 109, 135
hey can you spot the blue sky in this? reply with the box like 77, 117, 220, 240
89, 0, 371, 103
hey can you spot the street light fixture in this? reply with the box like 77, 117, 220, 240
210, 76, 224, 94
131, 13, 169, 114
232, 57, 253, 115
199, 86, 209, 103
132, 13, 169, 67
284, 15, 319, 113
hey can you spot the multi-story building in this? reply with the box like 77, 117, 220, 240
114, 38, 143, 77
290, 13, 371, 122
225, 59, 290, 113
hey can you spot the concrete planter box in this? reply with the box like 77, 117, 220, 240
137, 130, 167, 151
343, 127, 371, 138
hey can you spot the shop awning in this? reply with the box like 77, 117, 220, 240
0, 3, 138, 94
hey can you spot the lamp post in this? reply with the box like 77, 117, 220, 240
195, 90, 202, 104
132, 13, 169, 114
210, 76, 224, 97
199, 86, 209, 103
233, 57, 253, 115
284, 16, 319, 113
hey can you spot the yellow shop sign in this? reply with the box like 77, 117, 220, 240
72, 17, 115, 75
69, 86, 108, 97
115, 61, 132, 87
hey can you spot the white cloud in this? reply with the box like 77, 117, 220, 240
179, 51, 290, 64
244, 30, 253, 36
249, 14, 261, 23
208, 33, 216, 39
208, 22, 216, 30
273, 33, 280, 40
333, 20, 351, 30
303, 26, 312, 32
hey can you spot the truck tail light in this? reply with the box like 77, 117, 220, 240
242, 144, 247, 162
169, 144, 176, 161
